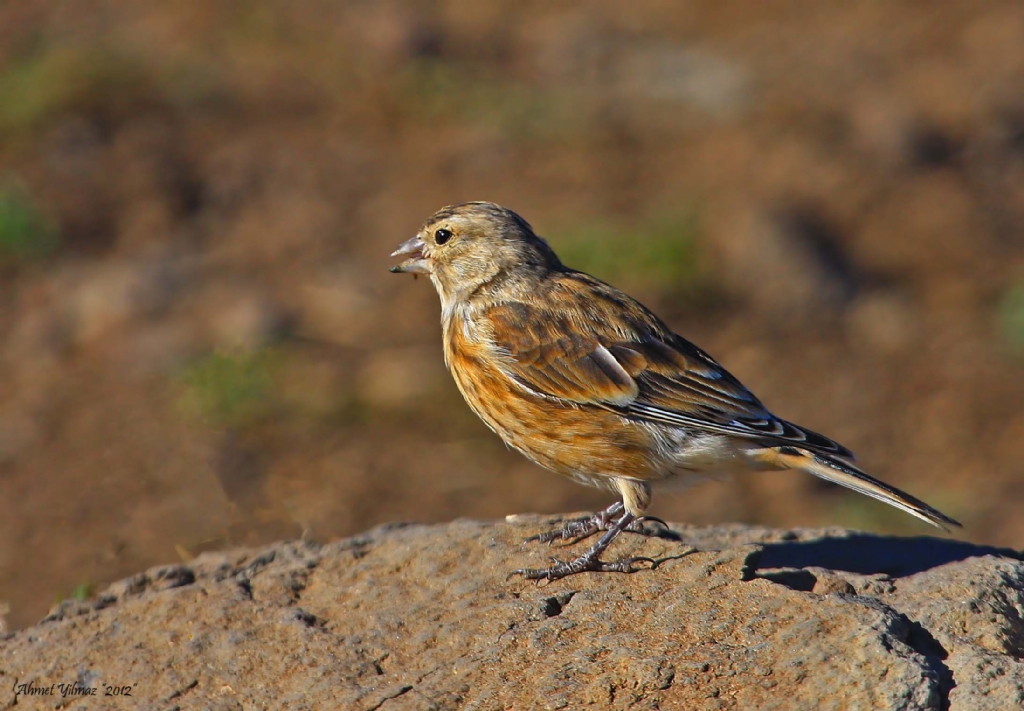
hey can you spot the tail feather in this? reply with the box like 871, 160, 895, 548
749, 446, 961, 531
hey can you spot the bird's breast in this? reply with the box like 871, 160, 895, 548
442, 310, 666, 481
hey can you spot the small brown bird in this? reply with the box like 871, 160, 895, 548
391, 202, 960, 581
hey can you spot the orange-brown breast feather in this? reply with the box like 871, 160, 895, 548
445, 305, 653, 478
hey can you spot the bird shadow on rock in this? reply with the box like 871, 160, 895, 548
750, 533, 1021, 580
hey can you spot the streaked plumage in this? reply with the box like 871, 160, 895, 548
391, 201, 960, 580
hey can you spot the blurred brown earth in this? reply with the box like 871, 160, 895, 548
1, 1, 1023, 631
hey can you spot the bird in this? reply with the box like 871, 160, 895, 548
390, 201, 961, 581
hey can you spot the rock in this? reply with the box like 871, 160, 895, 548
51, 255, 185, 348
200, 286, 291, 350
0, 409, 42, 465
1, 518, 1021, 710
355, 347, 447, 410
292, 271, 380, 348
714, 204, 861, 321
846, 290, 920, 354
615, 43, 753, 118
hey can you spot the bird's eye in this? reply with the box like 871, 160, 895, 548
435, 228, 453, 245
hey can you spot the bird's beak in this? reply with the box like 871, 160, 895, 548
389, 235, 432, 274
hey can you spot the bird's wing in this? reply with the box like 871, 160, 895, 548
485, 302, 640, 407
483, 290, 853, 459
614, 334, 854, 457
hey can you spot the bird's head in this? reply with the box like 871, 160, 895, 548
390, 202, 562, 306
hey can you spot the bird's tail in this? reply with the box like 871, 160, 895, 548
747, 446, 961, 531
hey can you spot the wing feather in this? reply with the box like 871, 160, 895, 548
482, 274, 853, 459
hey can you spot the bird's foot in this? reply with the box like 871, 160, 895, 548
511, 509, 658, 581
508, 554, 656, 583
524, 503, 669, 547
523, 515, 612, 546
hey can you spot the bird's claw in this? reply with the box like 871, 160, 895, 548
522, 507, 669, 549
634, 515, 670, 532
523, 518, 602, 547
508, 555, 656, 582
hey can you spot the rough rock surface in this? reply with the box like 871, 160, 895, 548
1, 516, 1022, 710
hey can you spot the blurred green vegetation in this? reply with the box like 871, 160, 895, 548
0, 183, 59, 264
176, 348, 377, 432
0, 46, 156, 134
550, 209, 706, 295
0, 31, 579, 142
999, 283, 1024, 353
400, 60, 584, 141
177, 349, 282, 428
54, 582, 94, 605
0, 40, 259, 137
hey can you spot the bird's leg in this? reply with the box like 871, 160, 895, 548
510, 508, 654, 581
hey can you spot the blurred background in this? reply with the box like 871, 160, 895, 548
1, 1, 1023, 630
